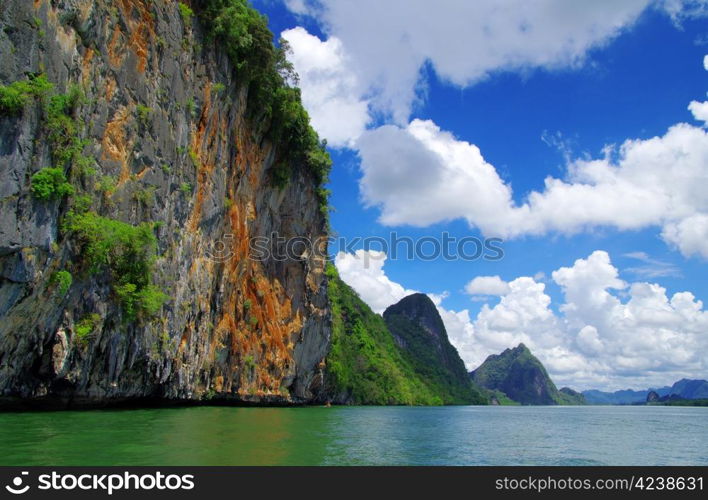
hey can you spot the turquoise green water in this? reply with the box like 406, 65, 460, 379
0, 406, 706, 465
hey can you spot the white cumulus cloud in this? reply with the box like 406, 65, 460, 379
661, 214, 708, 261
356, 118, 708, 258
689, 100, 708, 125
465, 276, 511, 296
334, 250, 416, 313
281, 27, 370, 147
551, 251, 708, 387
473, 277, 564, 355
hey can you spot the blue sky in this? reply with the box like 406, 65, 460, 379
255, 0, 708, 390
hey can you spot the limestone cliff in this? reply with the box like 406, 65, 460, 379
0, 0, 330, 408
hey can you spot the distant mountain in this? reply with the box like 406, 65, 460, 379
668, 379, 708, 399
583, 379, 708, 405
383, 294, 487, 405
470, 343, 583, 405
583, 388, 667, 405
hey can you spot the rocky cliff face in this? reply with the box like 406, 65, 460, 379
0, 0, 330, 408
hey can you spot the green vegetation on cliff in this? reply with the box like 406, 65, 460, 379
50, 270, 73, 297
21, 76, 168, 322
197, 0, 331, 208
0, 74, 52, 115
45, 84, 87, 168
63, 211, 166, 320
30, 167, 74, 201
325, 265, 444, 405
